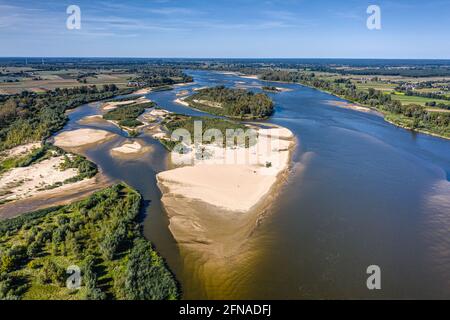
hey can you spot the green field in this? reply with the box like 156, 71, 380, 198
390, 92, 450, 106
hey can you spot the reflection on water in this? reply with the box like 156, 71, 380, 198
63, 70, 450, 299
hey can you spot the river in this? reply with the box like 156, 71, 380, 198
62, 70, 450, 299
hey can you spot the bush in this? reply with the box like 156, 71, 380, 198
38, 261, 66, 287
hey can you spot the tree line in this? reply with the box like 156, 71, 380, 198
0, 85, 135, 151
260, 70, 450, 138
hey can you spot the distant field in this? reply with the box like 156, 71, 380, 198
390, 93, 449, 106
354, 81, 396, 92
0, 69, 135, 94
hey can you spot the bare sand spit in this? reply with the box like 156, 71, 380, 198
174, 97, 190, 107
110, 141, 152, 157
157, 126, 295, 258
53, 129, 115, 148
239, 75, 259, 80
324, 100, 374, 113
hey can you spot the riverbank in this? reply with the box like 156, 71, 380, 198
248, 74, 450, 140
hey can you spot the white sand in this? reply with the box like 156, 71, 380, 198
193, 86, 209, 92
325, 100, 372, 113
239, 75, 259, 80
157, 126, 294, 212
193, 99, 222, 108
176, 90, 189, 97
134, 88, 151, 94
102, 100, 135, 111
174, 98, 190, 107
54, 129, 115, 148
0, 156, 78, 202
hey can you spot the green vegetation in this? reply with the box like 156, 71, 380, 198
184, 86, 274, 119
0, 85, 133, 151
103, 102, 155, 128
260, 70, 450, 138
0, 183, 178, 300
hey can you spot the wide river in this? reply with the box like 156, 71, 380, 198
64, 70, 450, 299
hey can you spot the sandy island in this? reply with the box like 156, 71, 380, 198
0, 142, 112, 219
157, 123, 295, 257
53, 128, 115, 149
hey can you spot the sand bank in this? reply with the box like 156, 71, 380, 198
324, 100, 374, 113
174, 97, 190, 107
133, 87, 151, 95
157, 125, 295, 257
176, 90, 190, 97
0, 156, 78, 203
239, 75, 259, 80
53, 128, 115, 148
110, 141, 152, 157
0, 142, 41, 161
0, 173, 110, 220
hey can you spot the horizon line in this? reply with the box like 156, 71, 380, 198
1, 56, 450, 61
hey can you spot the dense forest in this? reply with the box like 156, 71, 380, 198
103, 102, 155, 128
0, 183, 178, 300
260, 70, 450, 138
0, 85, 134, 151
184, 86, 274, 119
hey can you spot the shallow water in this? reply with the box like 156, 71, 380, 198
65, 70, 450, 299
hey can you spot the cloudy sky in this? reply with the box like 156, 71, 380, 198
0, 0, 449, 58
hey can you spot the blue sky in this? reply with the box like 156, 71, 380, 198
0, 0, 449, 58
